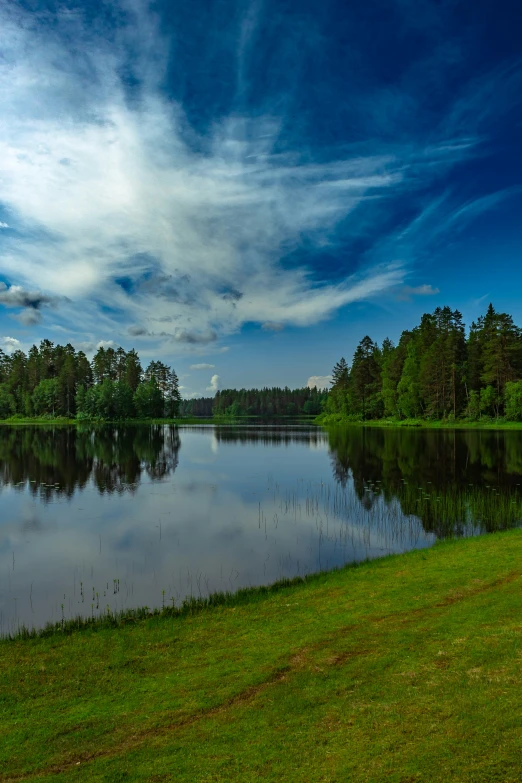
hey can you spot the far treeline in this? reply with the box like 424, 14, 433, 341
181, 386, 328, 418
0, 342, 181, 420
326, 304, 522, 422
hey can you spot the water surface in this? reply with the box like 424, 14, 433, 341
1, 424, 521, 634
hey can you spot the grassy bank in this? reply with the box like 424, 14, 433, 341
0, 416, 214, 426
317, 412, 522, 430
2, 531, 522, 782
0, 415, 316, 426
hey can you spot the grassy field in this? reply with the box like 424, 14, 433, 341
2, 531, 522, 782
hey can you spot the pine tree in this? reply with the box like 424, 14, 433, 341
331, 358, 350, 390
350, 336, 382, 419
381, 331, 412, 417
480, 308, 522, 409
125, 350, 142, 392
397, 341, 422, 418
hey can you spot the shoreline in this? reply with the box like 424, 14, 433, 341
315, 414, 522, 430
0, 529, 513, 643
3, 414, 522, 430
0, 415, 317, 427
1, 569, 347, 642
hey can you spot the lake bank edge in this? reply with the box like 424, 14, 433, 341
315, 413, 522, 430
2, 529, 518, 643
3, 413, 522, 429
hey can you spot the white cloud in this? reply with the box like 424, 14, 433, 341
0, 336, 21, 354
307, 375, 332, 390
0, 222, 9, 229
206, 374, 220, 393
190, 363, 215, 370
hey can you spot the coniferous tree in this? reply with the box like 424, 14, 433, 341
331, 358, 350, 390
125, 349, 142, 392
327, 357, 350, 415
350, 336, 382, 419
381, 332, 412, 417
480, 306, 522, 411
397, 341, 422, 418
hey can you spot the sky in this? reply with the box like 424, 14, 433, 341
0, 0, 521, 397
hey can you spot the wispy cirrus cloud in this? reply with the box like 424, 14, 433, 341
0, 0, 519, 359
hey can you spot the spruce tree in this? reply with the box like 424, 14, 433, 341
331, 358, 350, 390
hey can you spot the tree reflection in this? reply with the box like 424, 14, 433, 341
326, 426, 522, 535
0, 425, 180, 498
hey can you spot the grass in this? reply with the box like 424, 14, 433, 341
0, 416, 77, 426
2, 531, 522, 782
317, 413, 522, 430
0, 415, 316, 427
0, 416, 214, 426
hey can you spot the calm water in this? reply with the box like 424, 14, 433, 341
1, 423, 522, 634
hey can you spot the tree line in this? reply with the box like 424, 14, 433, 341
179, 397, 214, 418
0, 341, 181, 420
212, 386, 328, 417
327, 304, 522, 421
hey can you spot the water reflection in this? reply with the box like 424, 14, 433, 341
327, 427, 522, 535
0, 425, 181, 498
1, 423, 522, 634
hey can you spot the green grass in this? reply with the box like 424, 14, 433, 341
0, 415, 317, 427
0, 416, 77, 426
0, 416, 213, 426
317, 413, 522, 430
2, 531, 522, 782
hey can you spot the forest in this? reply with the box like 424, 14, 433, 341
326, 304, 522, 421
0, 340, 328, 421
180, 386, 328, 418
212, 386, 328, 417
0, 341, 181, 420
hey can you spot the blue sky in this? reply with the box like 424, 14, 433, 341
0, 0, 521, 397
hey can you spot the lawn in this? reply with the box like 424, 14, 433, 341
2, 531, 522, 782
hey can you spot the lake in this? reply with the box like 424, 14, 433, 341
1, 423, 522, 634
